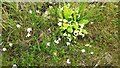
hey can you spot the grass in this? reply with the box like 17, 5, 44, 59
1, 2, 119, 67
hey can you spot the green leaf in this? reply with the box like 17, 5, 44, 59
63, 6, 73, 19
67, 26, 73, 33
57, 8, 63, 18
82, 29, 88, 34
63, 23, 69, 29
79, 19, 89, 25
72, 22, 78, 29
59, 27, 65, 31
73, 12, 76, 21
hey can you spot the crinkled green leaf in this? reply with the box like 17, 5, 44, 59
57, 8, 63, 18
72, 22, 78, 29
63, 6, 73, 19
73, 12, 76, 21
60, 27, 65, 31
79, 19, 89, 25
82, 29, 88, 34
67, 26, 73, 33
63, 23, 69, 29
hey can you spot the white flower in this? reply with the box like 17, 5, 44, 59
49, 2, 52, 4
76, 10, 79, 13
58, 38, 61, 41
3, 48, 7, 51
68, 3, 70, 7
67, 34, 71, 37
63, 33, 67, 36
16, 24, 21, 28
81, 34, 85, 38
53, 52, 57, 56
68, 21, 72, 24
90, 52, 94, 54
58, 18, 63, 21
91, 22, 94, 24
80, 28, 82, 33
78, 14, 80, 18
68, 38, 72, 41
81, 24, 84, 28
36, 10, 40, 13
54, 40, 59, 44
89, 45, 92, 47
0, 34, 1, 36
60, 7, 63, 10
68, 16, 72, 18
81, 49, 85, 53
47, 42, 50, 46
48, 28, 51, 33
63, 19, 68, 22
67, 59, 71, 64
58, 22, 62, 26
101, 5, 105, 8
29, 10, 32, 14
66, 42, 70, 46
45, 11, 49, 15
9, 43, 13, 47
85, 44, 90, 47
49, 6, 53, 9
73, 30, 79, 36
26, 33, 31, 37
27, 28, 32, 33
12, 64, 17, 68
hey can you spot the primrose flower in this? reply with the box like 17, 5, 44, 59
36, 10, 40, 13
26, 33, 31, 37
73, 30, 79, 36
47, 42, 50, 46
67, 59, 71, 64
27, 28, 32, 33
3, 48, 7, 51
29, 10, 32, 14
9, 43, 13, 47
66, 42, 70, 46
90, 52, 94, 55
58, 22, 62, 26
81, 49, 85, 53
16, 24, 21, 28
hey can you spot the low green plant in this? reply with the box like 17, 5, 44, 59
57, 4, 89, 42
